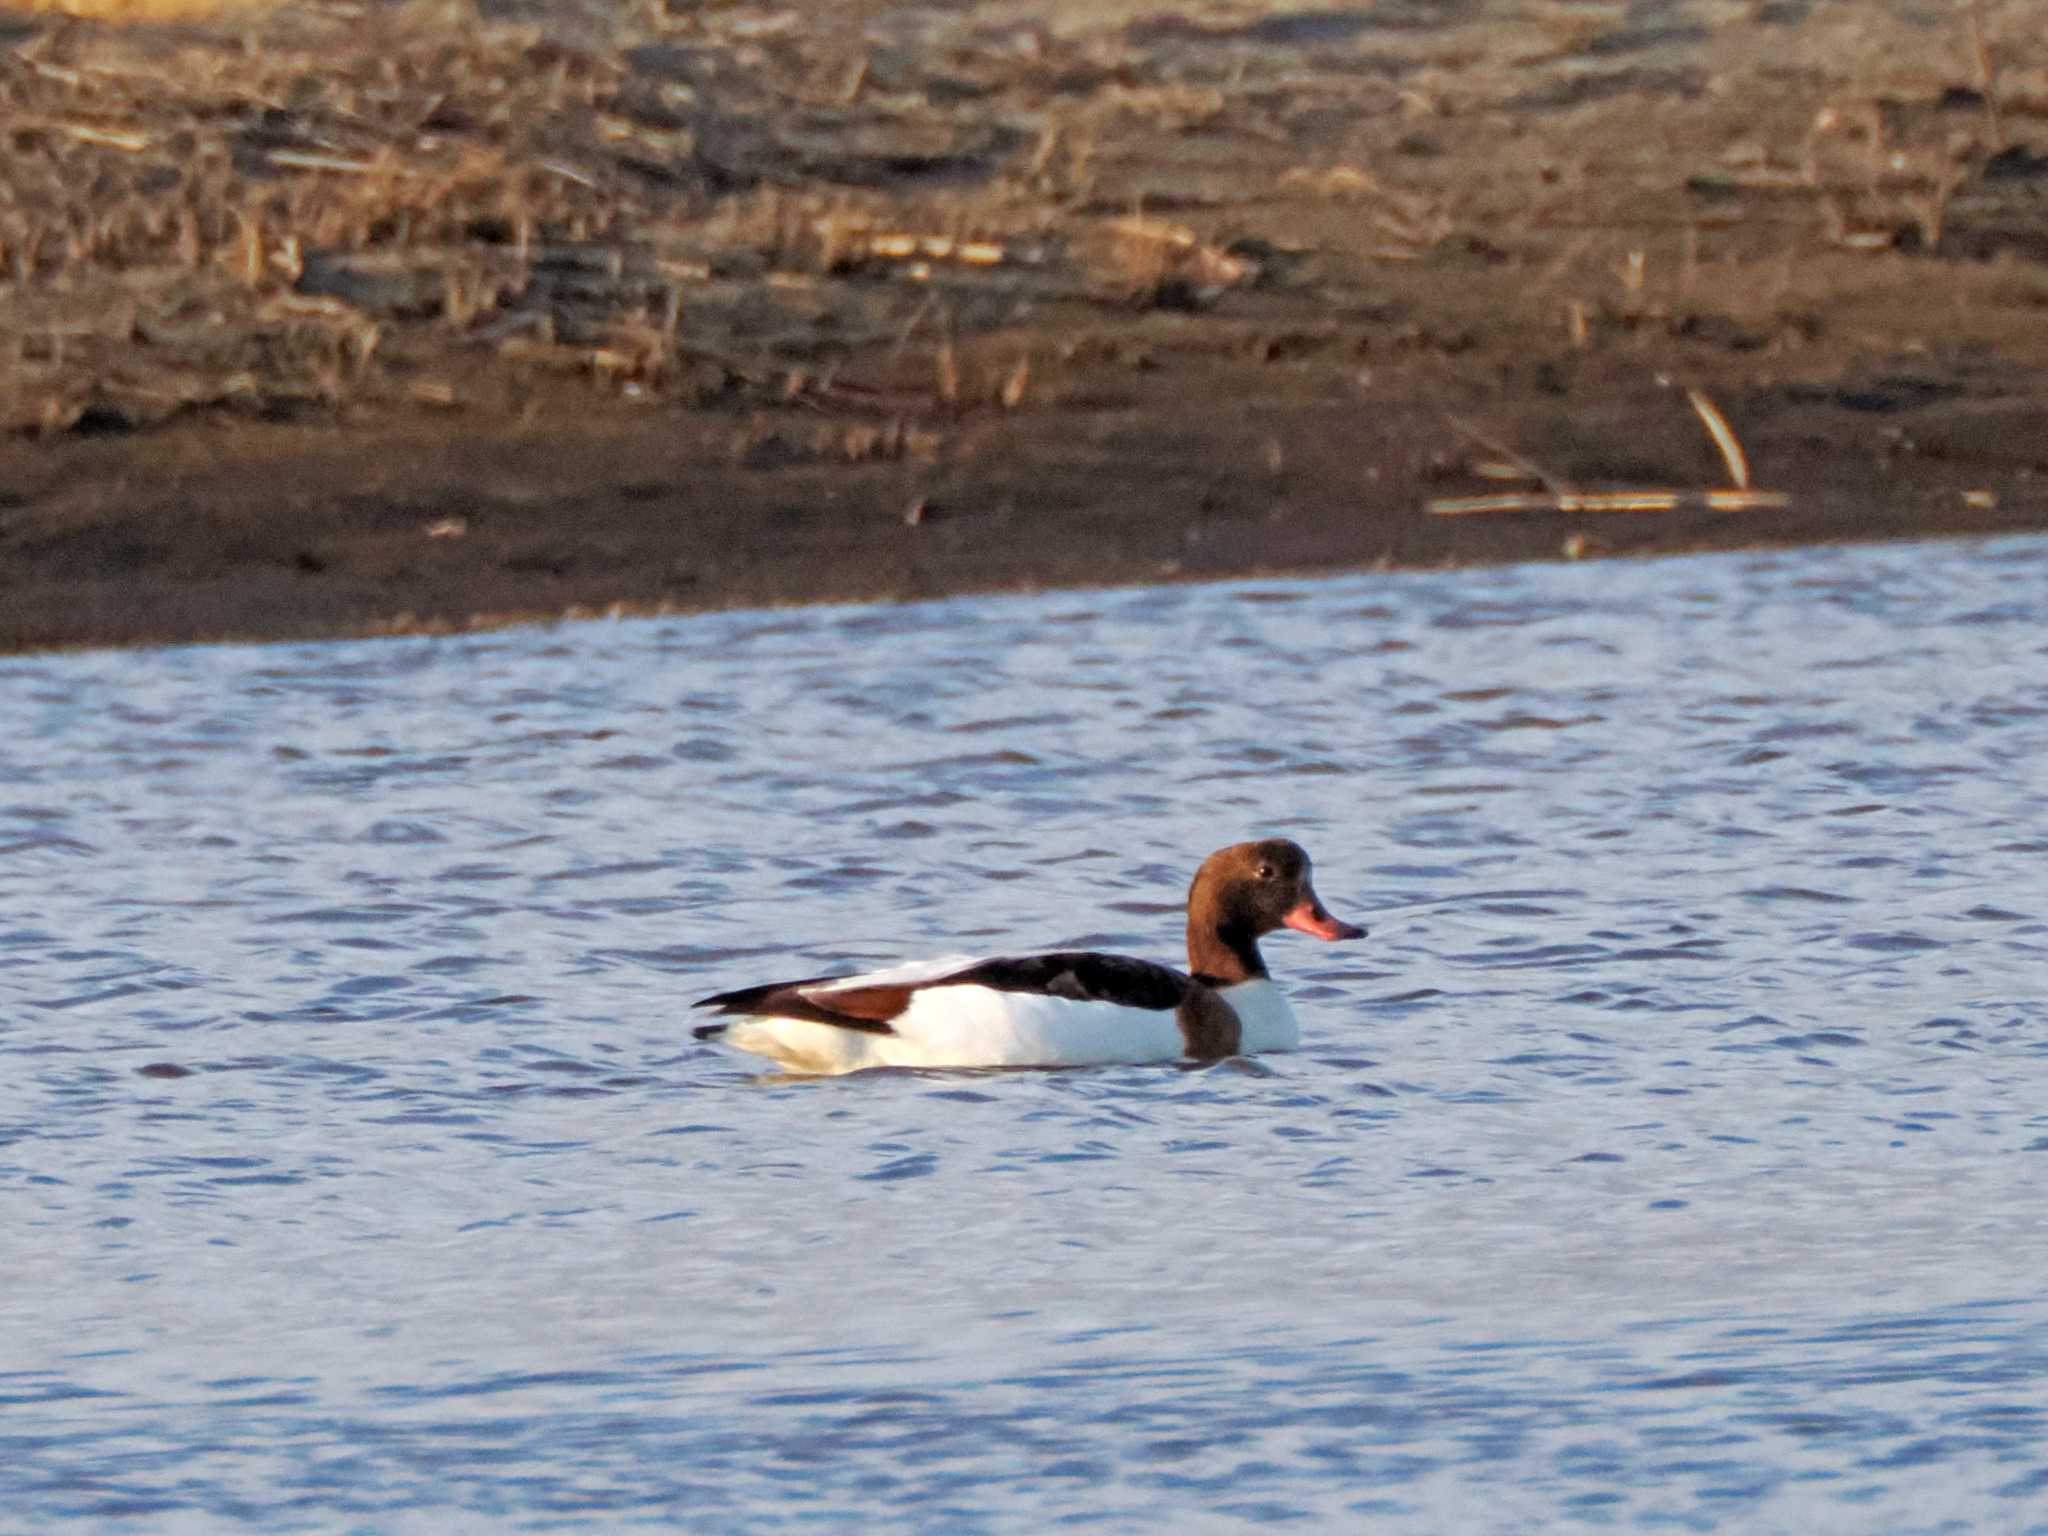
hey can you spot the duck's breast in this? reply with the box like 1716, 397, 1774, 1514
1215, 979, 1300, 1052
881, 985, 1187, 1069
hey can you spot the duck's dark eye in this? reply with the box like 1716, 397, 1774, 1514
1256, 863, 1276, 881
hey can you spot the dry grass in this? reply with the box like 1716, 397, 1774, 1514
0, 0, 2040, 440
1, 0, 277, 17
0, 0, 717, 426
1097, 216, 1255, 308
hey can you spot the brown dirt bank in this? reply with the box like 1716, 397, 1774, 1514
3, 0, 2047, 651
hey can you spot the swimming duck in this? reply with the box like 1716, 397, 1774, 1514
691, 839, 1363, 1074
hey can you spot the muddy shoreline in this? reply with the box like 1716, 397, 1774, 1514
3, 0, 2046, 651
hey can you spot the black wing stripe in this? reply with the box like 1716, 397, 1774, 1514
949, 952, 1189, 1012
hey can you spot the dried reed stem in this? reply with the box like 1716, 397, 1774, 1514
1686, 389, 1750, 488
1428, 489, 1789, 517
1443, 413, 1574, 500
1964, 0, 2004, 153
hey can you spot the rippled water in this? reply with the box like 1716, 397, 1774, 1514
6, 535, 2048, 1532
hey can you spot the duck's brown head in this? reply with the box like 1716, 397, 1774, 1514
1185, 838, 1365, 984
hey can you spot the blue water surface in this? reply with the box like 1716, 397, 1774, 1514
4, 535, 2047, 1532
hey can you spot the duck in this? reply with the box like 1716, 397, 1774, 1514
691, 838, 1363, 1074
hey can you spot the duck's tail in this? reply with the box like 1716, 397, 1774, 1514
691, 979, 800, 1041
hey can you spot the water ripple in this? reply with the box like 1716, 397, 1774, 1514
3, 535, 2047, 1530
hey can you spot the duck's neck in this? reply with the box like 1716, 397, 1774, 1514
1187, 917, 1267, 987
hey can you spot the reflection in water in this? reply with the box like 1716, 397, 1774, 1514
4, 535, 2046, 1529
